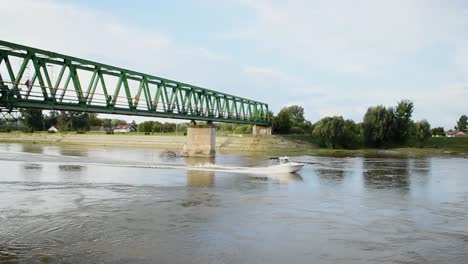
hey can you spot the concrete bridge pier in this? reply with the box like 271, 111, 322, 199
252, 125, 272, 136
182, 122, 217, 157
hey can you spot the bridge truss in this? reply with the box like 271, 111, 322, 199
0, 40, 270, 125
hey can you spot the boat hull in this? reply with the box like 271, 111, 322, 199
265, 163, 304, 173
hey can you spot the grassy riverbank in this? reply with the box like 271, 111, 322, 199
279, 135, 468, 156
0, 132, 467, 156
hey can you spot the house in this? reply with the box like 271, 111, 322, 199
48, 125, 59, 133
446, 130, 467, 137
113, 124, 131, 133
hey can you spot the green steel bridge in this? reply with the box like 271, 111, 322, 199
0, 40, 270, 125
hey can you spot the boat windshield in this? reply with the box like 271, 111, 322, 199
278, 157, 290, 164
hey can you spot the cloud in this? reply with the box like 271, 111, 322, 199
242, 65, 291, 80
0, 0, 247, 122
2, 0, 467, 128
233, 0, 468, 73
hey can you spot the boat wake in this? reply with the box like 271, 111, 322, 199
0, 151, 303, 175
76, 162, 299, 175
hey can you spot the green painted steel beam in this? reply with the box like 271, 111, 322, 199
0, 40, 271, 125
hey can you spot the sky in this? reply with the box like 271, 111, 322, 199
1, 0, 468, 128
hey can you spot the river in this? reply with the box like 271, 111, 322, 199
0, 143, 467, 264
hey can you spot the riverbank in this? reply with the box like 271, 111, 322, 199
0, 132, 467, 156
0, 132, 316, 153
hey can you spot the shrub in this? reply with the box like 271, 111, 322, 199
234, 125, 252, 134
413, 120, 431, 146
289, 126, 306, 134
312, 116, 361, 149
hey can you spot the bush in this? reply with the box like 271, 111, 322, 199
289, 126, 306, 134
431, 127, 445, 137
413, 120, 431, 146
312, 116, 361, 149
0, 127, 12, 133
138, 121, 153, 133
362, 105, 395, 148
22, 127, 35, 133
234, 125, 252, 134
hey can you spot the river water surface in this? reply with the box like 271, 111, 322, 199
0, 143, 467, 264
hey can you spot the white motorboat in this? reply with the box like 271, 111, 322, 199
266, 156, 304, 173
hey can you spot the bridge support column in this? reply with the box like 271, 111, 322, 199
182, 123, 216, 157
252, 125, 272, 136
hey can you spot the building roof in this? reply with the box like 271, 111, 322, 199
446, 130, 467, 136
114, 124, 130, 130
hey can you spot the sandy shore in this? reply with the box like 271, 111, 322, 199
0, 133, 315, 153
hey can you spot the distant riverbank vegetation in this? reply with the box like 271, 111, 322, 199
1, 99, 467, 152
270, 100, 467, 150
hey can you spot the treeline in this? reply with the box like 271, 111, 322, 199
17, 109, 134, 132
137, 121, 187, 134
136, 121, 254, 135
271, 100, 433, 149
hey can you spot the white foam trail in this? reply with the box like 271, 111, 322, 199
30, 161, 296, 175
0, 151, 303, 175
80, 162, 284, 175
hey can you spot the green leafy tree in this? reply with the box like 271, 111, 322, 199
414, 120, 432, 146
152, 121, 163, 133
20, 109, 44, 131
87, 113, 103, 127
272, 109, 293, 134
313, 116, 345, 148
431, 127, 445, 136
456, 115, 467, 131
138, 121, 153, 134
341, 120, 363, 149
44, 110, 59, 129
363, 105, 396, 148
312, 116, 361, 149
393, 99, 414, 144
284, 105, 305, 124
57, 111, 91, 131
102, 119, 112, 128
162, 122, 176, 133
234, 125, 252, 134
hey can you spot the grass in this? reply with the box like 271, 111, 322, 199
424, 137, 468, 151
277, 134, 468, 156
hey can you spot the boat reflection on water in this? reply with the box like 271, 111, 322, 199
251, 172, 303, 184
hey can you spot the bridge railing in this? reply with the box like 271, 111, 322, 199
0, 40, 271, 125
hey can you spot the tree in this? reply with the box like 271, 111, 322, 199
456, 115, 467, 131
102, 119, 112, 128
313, 116, 345, 148
341, 120, 363, 149
87, 113, 103, 127
284, 105, 305, 124
152, 121, 163, 133
44, 110, 59, 129
393, 99, 414, 144
414, 120, 431, 146
57, 111, 91, 131
234, 125, 252, 134
312, 116, 361, 149
431, 127, 445, 136
138, 121, 153, 134
362, 105, 396, 148
20, 109, 44, 131
272, 109, 293, 134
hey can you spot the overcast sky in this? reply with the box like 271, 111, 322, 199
1, 0, 468, 128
